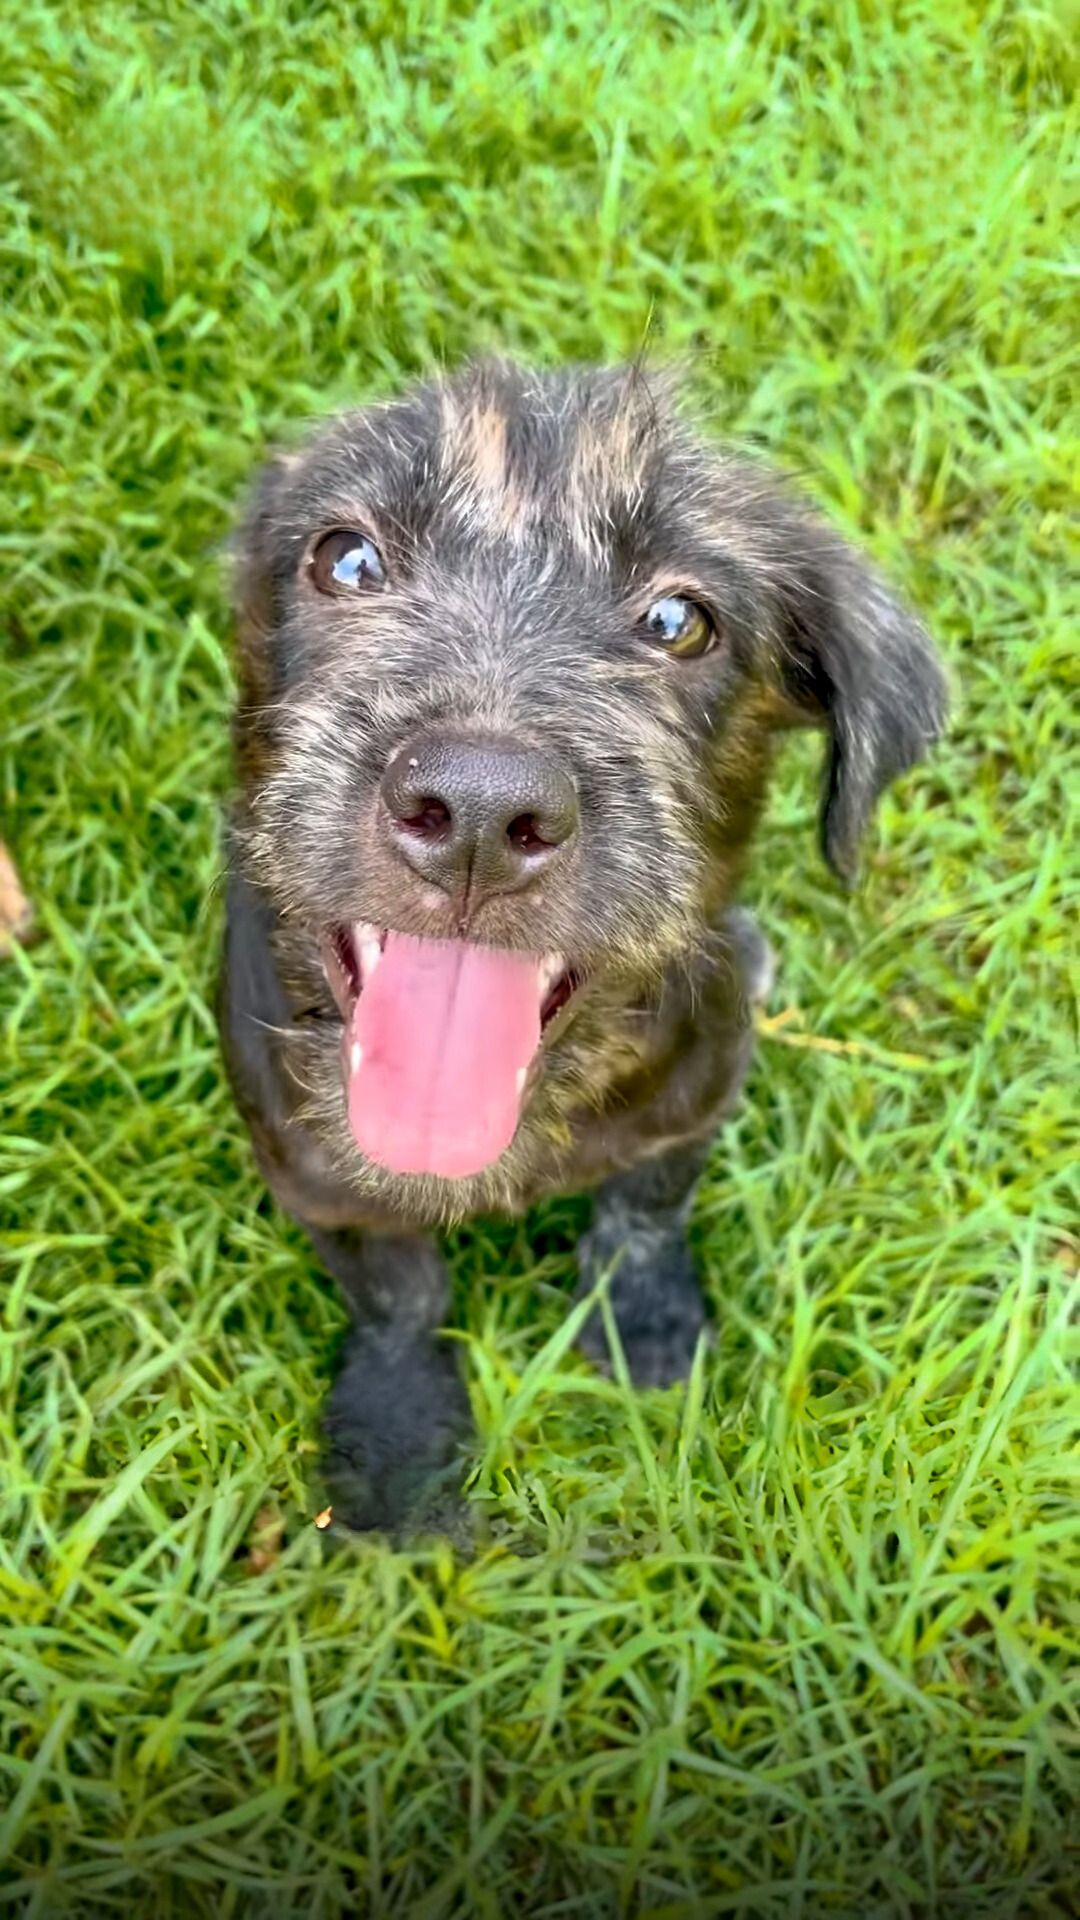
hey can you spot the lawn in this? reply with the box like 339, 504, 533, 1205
1, 1, 1077, 1913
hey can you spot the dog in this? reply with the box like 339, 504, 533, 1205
219, 358, 946, 1532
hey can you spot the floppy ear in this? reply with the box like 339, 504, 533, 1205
230, 451, 304, 778
233, 454, 303, 685
770, 521, 948, 885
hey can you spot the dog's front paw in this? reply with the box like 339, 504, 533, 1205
575, 1213, 709, 1388
322, 1326, 473, 1535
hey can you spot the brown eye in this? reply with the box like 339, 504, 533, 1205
639, 594, 716, 658
309, 529, 387, 594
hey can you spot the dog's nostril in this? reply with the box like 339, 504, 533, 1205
506, 812, 554, 855
398, 797, 452, 840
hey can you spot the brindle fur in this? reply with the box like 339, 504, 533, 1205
220, 359, 946, 1532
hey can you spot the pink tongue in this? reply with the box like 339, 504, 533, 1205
347, 933, 543, 1179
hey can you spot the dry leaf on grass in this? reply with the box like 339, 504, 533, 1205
0, 844, 35, 957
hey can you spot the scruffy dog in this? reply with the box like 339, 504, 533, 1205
220, 359, 946, 1532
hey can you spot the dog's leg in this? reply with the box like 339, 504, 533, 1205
574, 1140, 716, 1387
220, 866, 470, 1533
574, 906, 774, 1387
305, 1223, 472, 1534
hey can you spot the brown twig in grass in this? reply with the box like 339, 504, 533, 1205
756, 1004, 931, 1070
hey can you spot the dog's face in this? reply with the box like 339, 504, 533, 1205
233, 360, 945, 1218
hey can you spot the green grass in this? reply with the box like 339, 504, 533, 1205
1, 0, 1077, 1913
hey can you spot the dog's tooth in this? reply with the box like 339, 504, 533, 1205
540, 952, 565, 996
350, 1042, 363, 1073
355, 923, 383, 985
516, 1067, 528, 1096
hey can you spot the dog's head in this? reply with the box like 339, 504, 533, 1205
232, 359, 946, 1215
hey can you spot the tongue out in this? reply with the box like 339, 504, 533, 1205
346, 933, 543, 1179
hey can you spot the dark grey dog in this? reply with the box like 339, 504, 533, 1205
220, 359, 946, 1531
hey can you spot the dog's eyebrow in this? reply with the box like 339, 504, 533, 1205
560, 390, 666, 567
624, 571, 722, 614
437, 389, 532, 541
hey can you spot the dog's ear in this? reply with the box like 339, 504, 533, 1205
232, 451, 303, 706
768, 518, 948, 885
230, 451, 304, 777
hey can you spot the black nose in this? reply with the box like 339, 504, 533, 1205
380, 731, 579, 898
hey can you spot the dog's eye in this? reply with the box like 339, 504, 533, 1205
640, 595, 716, 659
309, 529, 387, 594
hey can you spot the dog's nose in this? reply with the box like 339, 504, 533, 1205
380, 732, 579, 897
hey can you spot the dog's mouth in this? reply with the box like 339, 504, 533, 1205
319, 923, 583, 1181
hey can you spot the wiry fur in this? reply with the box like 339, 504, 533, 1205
220, 357, 946, 1530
